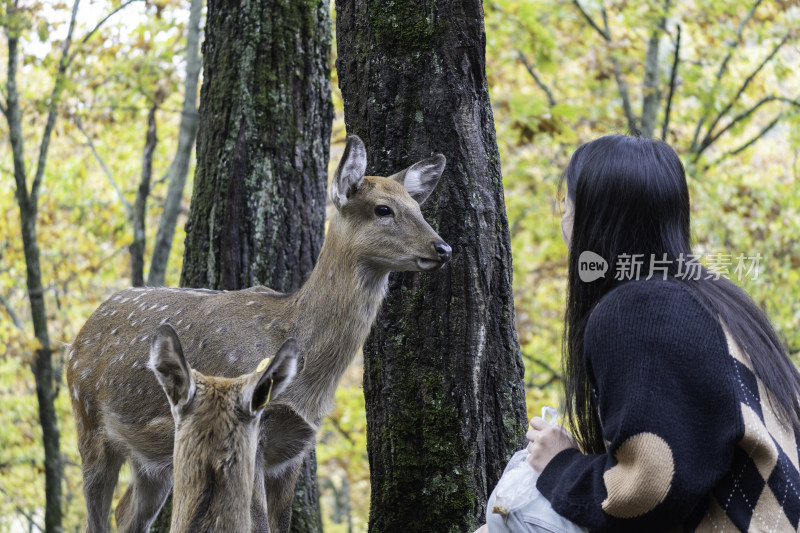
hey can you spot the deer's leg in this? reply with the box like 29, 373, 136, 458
114, 461, 172, 533
265, 460, 302, 533
250, 455, 270, 533
79, 438, 124, 533
259, 404, 317, 532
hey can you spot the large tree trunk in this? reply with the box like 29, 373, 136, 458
152, 0, 333, 530
335, 2, 528, 532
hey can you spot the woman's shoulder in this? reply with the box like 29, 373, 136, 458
585, 278, 727, 354
590, 278, 715, 323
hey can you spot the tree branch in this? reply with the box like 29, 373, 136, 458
700, 96, 799, 153
0, 488, 44, 533
662, 25, 681, 141
573, 1, 637, 132
517, 50, 556, 107
718, 111, 796, 162
690, 0, 763, 152
693, 32, 790, 160
72, 116, 133, 217
66, 0, 143, 69
31, 0, 81, 211
0, 292, 25, 331
572, 0, 610, 41
714, 0, 763, 84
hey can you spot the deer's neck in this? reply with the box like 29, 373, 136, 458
171, 431, 257, 533
284, 217, 388, 422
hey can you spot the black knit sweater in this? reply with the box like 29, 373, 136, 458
537, 279, 800, 532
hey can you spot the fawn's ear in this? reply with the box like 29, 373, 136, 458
330, 135, 367, 210
389, 154, 446, 205
149, 324, 195, 411
243, 338, 300, 415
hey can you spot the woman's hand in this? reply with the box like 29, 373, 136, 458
526, 417, 578, 473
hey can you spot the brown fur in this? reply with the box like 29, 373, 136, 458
67, 136, 449, 532
148, 326, 310, 533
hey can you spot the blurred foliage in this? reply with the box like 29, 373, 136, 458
1, 0, 798, 531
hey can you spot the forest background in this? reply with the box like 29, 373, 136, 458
1, 0, 799, 531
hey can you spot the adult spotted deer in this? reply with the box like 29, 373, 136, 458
149, 325, 313, 533
67, 135, 451, 533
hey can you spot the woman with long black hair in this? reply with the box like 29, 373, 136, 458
525, 134, 800, 531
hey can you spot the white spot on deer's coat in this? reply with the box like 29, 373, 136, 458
247, 301, 256, 306
175, 308, 184, 315
67, 348, 74, 361
110, 309, 119, 316
159, 304, 169, 311
183, 324, 191, 331
110, 327, 120, 336
128, 311, 136, 320
72, 385, 79, 402
84, 399, 90, 415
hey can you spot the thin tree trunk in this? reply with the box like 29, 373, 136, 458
148, 0, 202, 286
641, 29, 662, 138
5, 0, 80, 529
641, 1, 670, 138
662, 25, 681, 141
335, 2, 528, 531
152, 0, 333, 530
131, 104, 158, 287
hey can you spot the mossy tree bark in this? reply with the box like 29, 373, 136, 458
151, 0, 333, 530
335, 1, 528, 532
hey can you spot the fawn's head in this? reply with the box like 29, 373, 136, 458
329, 135, 451, 273
149, 324, 299, 524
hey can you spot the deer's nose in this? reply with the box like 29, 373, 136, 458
433, 241, 452, 264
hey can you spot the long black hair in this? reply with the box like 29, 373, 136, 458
560, 134, 800, 454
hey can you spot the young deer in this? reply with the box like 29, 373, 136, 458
67, 135, 451, 533
149, 325, 313, 533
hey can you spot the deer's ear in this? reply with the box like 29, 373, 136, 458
389, 154, 446, 205
244, 338, 300, 415
149, 324, 195, 410
330, 135, 367, 210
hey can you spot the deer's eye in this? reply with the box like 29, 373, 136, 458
374, 205, 393, 217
